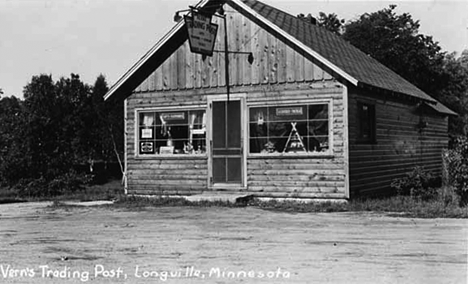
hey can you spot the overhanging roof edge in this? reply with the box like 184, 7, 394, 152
230, 0, 360, 87
104, 0, 211, 101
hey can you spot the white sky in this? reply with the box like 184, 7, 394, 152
0, 0, 467, 98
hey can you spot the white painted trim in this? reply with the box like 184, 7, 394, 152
231, 0, 359, 86
104, 0, 210, 101
247, 99, 334, 157
124, 99, 128, 194
342, 85, 350, 199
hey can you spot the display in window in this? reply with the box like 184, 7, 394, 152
159, 146, 174, 155
249, 104, 329, 154
138, 110, 206, 155
142, 113, 154, 126
283, 122, 306, 153
140, 142, 155, 154
141, 128, 153, 139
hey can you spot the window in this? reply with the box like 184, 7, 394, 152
357, 102, 376, 143
249, 103, 330, 154
137, 109, 206, 155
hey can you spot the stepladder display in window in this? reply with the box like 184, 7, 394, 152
249, 103, 330, 154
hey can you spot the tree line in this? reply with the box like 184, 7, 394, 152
300, 5, 468, 137
0, 74, 123, 196
1, 5, 467, 197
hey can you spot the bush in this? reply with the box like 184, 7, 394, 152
15, 171, 92, 198
391, 166, 439, 201
444, 136, 468, 205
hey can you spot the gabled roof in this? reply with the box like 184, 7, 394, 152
104, 0, 456, 115
235, 0, 436, 102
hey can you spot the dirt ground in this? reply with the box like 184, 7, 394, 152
0, 202, 466, 284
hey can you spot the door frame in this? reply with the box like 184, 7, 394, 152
207, 93, 247, 190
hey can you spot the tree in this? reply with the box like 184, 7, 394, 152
317, 12, 344, 35
438, 52, 468, 136
297, 12, 345, 35
0, 73, 123, 194
342, 5, 468, 137
0, 96, 24, 186
91, 75, 124, 180
343, 5, 446, 97
460, 49, 468, 69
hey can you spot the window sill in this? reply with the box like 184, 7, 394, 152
135, 154, 208, 160
248, 152, 334, 159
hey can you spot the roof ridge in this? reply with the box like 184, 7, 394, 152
239, 0, 437, 103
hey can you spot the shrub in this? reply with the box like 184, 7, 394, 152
15, 170, 91, 198
390, 166, 439, 201
444, 136, 468, 205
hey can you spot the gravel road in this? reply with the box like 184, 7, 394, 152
0, 202, 466, 283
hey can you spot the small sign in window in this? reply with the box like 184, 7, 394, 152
140, 142, 155, 154
141, 129, 153, 139
276, 107, 303, 116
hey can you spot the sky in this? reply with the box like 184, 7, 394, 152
1, 0, 467, 99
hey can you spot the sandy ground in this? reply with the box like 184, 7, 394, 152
0, 202, 466, 284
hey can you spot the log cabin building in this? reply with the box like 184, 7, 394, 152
104, 0, 455, 200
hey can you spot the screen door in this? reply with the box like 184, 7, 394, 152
211, 100, 243, 185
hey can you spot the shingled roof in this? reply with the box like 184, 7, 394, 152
104, 0, 455, 115
236, 0, 437, 102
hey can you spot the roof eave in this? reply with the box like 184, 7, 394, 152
104, 0, 211, 102
229, 0, 359, 87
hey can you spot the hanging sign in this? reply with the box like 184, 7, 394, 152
184, 12, 218, 56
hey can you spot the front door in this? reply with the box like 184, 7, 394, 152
209, 97, 245, 188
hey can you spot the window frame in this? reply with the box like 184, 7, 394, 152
356, 101, 376, 144
247, 99, 334, 157
134, 105, 207, 158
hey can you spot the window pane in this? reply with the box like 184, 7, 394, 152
213, 101, 226, 149
249, 103, 330, 154
227, 101, 241, 148
140, 112, 155, 126
138, 110, 206, 155
309, 104, 328, 120
250, 107, 267, 123
358, 103, 375, 143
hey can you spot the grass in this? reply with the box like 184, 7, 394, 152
111, 193, 468, 218
2, 180, 467, 218
112, 195, 246, 209
253, 195, 468, 218
0, 179, 123, 204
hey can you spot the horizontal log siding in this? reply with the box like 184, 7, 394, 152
125, 88, 209, 195
126, 83, 346, 197
125, 5, 345, 198
348, 92, 449, 197
246, 87, 347, 199
134, 5, 332, 93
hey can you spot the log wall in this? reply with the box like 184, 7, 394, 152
245, 86, 346, 199
348, 91, 449, 197
134, 5, 332, 93
126, 83, 346, 198
124, 5, 346, 198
